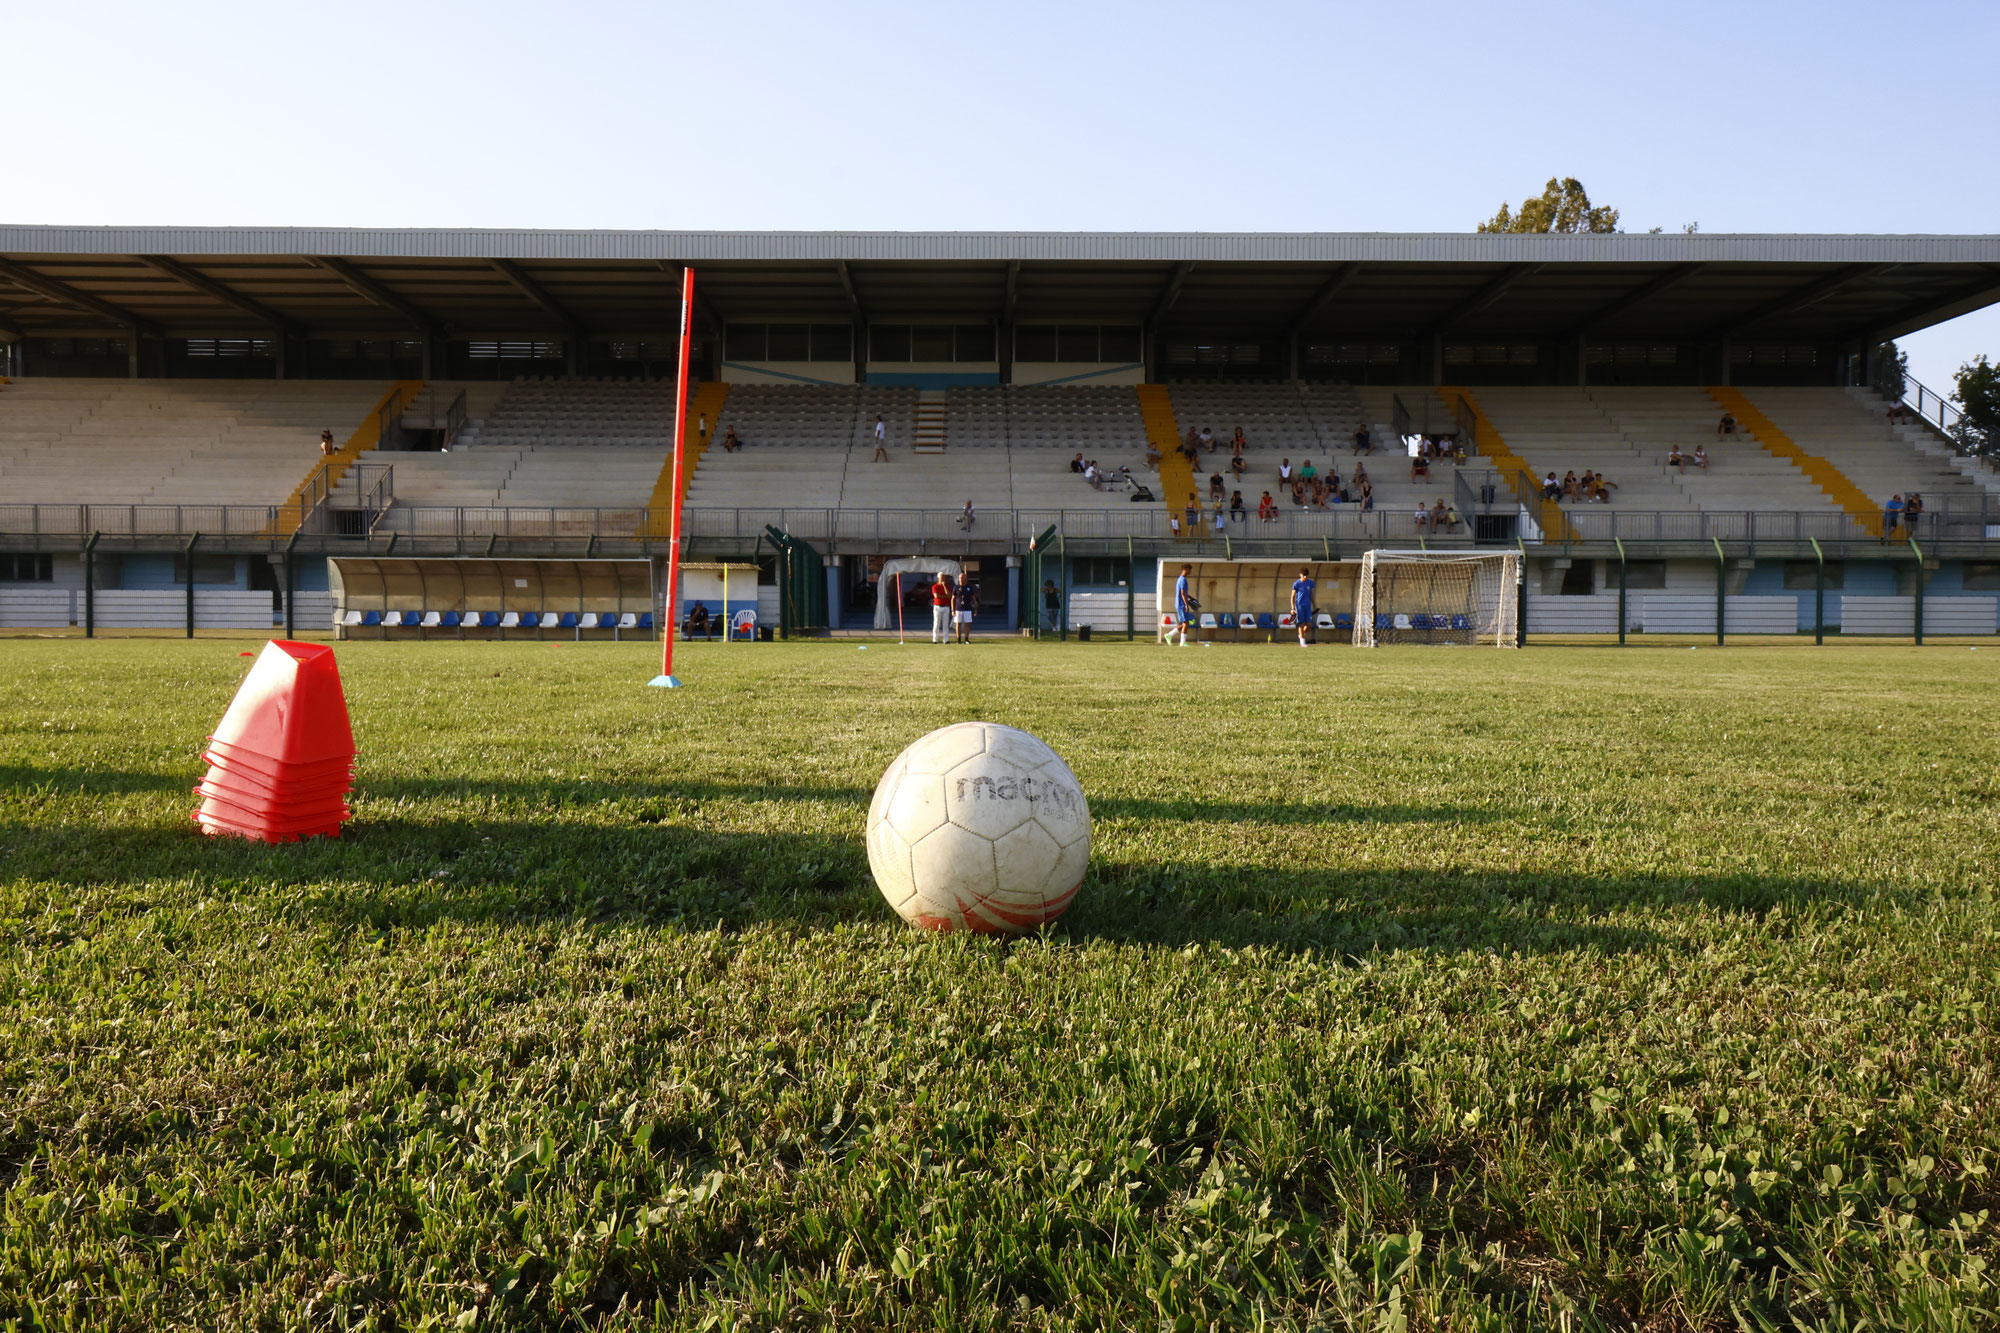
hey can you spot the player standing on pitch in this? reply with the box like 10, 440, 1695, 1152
1173, 563, 1195, 647
1292, 566, 1315, 646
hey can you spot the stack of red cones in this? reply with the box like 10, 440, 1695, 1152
193, 640, 356, 843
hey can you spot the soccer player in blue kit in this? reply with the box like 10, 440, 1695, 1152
1174, 563, 1195, 646
1291, 566, 1315, 646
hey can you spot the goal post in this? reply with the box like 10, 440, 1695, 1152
1353, 549, 1520, 647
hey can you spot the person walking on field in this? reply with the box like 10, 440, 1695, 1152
1291, 566, 1316, 647
930, 573, 953, 643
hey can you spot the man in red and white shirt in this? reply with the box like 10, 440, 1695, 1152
930, 573, 953, 644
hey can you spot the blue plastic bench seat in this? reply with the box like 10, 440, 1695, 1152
1255, 613, 1276, 629
439, 611, 460, 628
1334, 613, 1354, 631
360, 610, 382, 627
637, 612, 655, 629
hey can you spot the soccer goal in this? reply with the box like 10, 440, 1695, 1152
1353, 550, 1520, 647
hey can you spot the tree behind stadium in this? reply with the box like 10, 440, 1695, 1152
1954, 354, 1998, 457
1479, 177, 1620, 234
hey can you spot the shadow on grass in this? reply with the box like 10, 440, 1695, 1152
361, 776, 1521, 831
0, 766, 188, 797
1, 801, 1887, 959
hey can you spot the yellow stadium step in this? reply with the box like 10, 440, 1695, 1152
1136, 384, 1200, 538
646, 380, 730, 536
1440, 387, 1575, 541
272, 380, 421, 535
1711, 386, 1881, 538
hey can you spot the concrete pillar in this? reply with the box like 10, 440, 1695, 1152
825, 557, 843, 629
1005, 554, 1022, 630
128, 328, 141, 378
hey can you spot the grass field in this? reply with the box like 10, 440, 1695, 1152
2, 637, 1996, 1331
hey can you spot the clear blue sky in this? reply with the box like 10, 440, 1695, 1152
6, 0, 1995, 392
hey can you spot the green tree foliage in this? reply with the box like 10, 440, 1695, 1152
1953, 354, 1998, 455
1870, 340, 1907, 400
1478, 177, 1621, 234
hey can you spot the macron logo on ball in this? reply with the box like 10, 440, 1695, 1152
954, 773, 1084, 821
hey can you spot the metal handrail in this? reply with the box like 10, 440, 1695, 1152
3, 503, 1992, 545
442, 390, 469, 449
1896, 373, 1967, 440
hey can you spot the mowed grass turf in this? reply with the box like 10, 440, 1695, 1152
1, 636, 1996, 1331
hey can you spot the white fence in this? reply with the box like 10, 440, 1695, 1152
1641, 595, 1799, 635
0, 589, 74, 627
1067, 590, 1156, 633
1840, 595, 1997, 636
0, 587, 330, 631
1526, 593, 1623, 634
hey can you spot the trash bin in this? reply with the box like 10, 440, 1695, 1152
759, 625, 773, 642
1077, 624, 1092, 642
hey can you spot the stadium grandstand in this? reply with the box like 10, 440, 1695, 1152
2, 226, 1997, 639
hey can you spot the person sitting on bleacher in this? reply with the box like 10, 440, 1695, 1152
1145, 439, 1162, 471
1231, 427, 1247, 452
1411, 451, 1430, 481
1431, 500, 1449, 532
1541, 471, 1561, 500
1198, 427, 1214, 451
1209, 472, 1224, 503
1278, 458, 1292, 485
1352, 423, 1371, 454
1717, 412, 1738, 436
1258, 491, 1278, 522
319, 429, 336, 457
1445, 502, 1461, 531
1591, 476, 1618, 502
1300, 459, 1317, 484
1562, 470, 1579, 500
1693, 444, 1709, 470
1413, 502, 1431, 534
1230, 490, 1246, 522
1070, 451, 1086, 473
1230, 451, 1246, 481
1084, 460, 1101, 489
721, 425, 742, 453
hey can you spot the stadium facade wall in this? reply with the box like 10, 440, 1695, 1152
721, 362, 856, 386
1011, 362, 1146, 387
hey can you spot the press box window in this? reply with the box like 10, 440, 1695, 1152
0, 554, 54, 582
728, 324, 852, 362
1070, 557, 1130, 587
870, 325, 996, 363
1961, 563, 2000, 591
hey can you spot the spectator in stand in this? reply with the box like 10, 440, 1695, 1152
930, 573, 954, 644
1042, 579, 1060, 631
1431, 499, 1449, 532
1411, 451, 1430, 481
1882, 493, 1904, 541
722, 425, 742, 453
1185, 493, 1202, 533
1291, 479, 1308, 508
1445, 502, 1461, 531
1259, 491, 1278, 522
1198, 427, 1215, 452
1592, 477, 1618, 502
1070, 451, 1086, 473
1692, 444, 1709, 470
1144, 439, 1162, 470
319, 428, 336, 457
1541, 471, 1561, 500
1231, 426, 1247, 452
1668, 445, 1686, 472
1300, 458, 1317, 484
1887, 399, 1909, 425
873, 415, 889, 462
958, 499, 976, 530
1352, 423, 1372, 454
1413, 502, 1431, 534
1278, 458, 1293, 486
1209, 472, 1225, 503
1904, 491, 1924, 533
1230, 490, 1247, 522
1562, 470, 1579, 500
1084, 460, 1101, 489
1353, 462, 1368, 489
1230, 451, 1246, 481
1717, 412, 1738, 436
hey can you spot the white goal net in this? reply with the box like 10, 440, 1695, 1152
1353, 550, 1520, 647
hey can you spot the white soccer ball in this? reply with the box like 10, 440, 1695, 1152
866, 721, 1091, 934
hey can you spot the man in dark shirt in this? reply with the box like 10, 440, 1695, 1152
953, 579, 979, 643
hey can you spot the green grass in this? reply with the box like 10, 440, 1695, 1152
2, 637, 1996, 1331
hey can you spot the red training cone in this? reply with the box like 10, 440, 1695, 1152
195, 640, 356, 844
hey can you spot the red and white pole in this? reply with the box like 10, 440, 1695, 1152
651, 267, 697, 687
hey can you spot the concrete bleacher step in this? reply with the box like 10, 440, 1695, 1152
912, 390, 948, 453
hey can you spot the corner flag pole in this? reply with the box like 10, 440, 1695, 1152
650, 267, 697, 688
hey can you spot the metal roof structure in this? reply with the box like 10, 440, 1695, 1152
2, 227, 1997, 346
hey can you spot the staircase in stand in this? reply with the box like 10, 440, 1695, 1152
913, 390, 948, 453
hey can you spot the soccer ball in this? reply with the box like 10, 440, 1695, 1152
866, 721, 1091, 934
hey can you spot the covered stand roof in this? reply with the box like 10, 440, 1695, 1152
0, 229, 1996, 347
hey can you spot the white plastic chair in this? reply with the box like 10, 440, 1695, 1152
498, 611, 521, 629
617, 612, 638, 629
419, 611, 442, 629
340, 610, 363, 627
